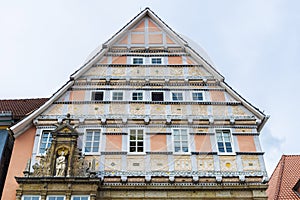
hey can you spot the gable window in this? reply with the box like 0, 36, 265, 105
129, 129, 144, 153
22, 196, 41, 200
132, 92, 143, 101
192, 92, 204, 101
216, 129, 233, 153
91, 91, 104, 101
85, 130, 101, 153
173, 129, 189, 153
172, 92, 183, 101
71, 196, 89, 200
133, 58, 143, 65
151, 92, 164, 101
47, 196, 65, 200
39, 131, 52, 154
151, 58, 162, 64
112, 91, 123, 101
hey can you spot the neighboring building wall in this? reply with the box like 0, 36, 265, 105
1, 127, 36, 200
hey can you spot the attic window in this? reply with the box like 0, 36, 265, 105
151, 58, 162, 64
151, 92, 164, 101
133, 58, 143, 64
91, 91, 104, 101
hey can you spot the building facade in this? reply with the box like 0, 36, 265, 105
2, 8, 269, 200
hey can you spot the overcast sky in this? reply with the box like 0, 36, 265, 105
1, 0, 299, 176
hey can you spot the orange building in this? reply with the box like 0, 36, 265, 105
2, 8, 269, 200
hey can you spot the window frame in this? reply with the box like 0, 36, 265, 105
111, 91, 124, 101
37, 130, 53, 155
151, 91, 164, 102
46, 196, 66, 200
131, 91, 144, 101
128, 128, 145, 154
151, 57, 163, 65
172, 128, 190, 154
132, 57, 144, 65
171, 91, 184, 101
22, 196, 41, 200
191, 91, 205, 101
215, 129, 235, 155
83, 129, 101, 155
90, 90, 105, 101
71, 196, 90, 200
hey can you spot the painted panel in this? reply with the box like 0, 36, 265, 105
174, 156, 192, 171
127, 156, 145, 171
111, 67, 126, 76
171, 105, 187, 115
169, 67, 183, 76
148, 20, 161, 32
69, 90, 85, 101
131, 33, 145, 44
106, 135, 122, 151
150, 155, 168, 171
210, 91, 225, 101
104, 155, 122, 171
129, 67, 146, 76
149, 34, 163, 44
88, 104, 105, 115
150, 135, 167, 151
212, 105, 228, 116
150, 105, 166, 115
219, 156, 237, 171
197, 155, 214, 171
194, 135, 211, 152
191, 105, 207, 115
132, 21, 145, 32
237, 136, 256, 152
109, 104, 126, 114
2, 127, 36, 200
168, 56, 183, 64
112, 56, 127, 64
130, 104, 145, 115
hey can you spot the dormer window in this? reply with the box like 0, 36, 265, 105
132, 58, 144, 64
151, 57, 162, 64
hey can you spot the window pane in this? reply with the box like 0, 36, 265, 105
193, 92, 203, 101
152, 58, 162, 64
92, 92, 103, 101
152, 92, 164, 101
172, 93, 183, 101
182, 147, 189, 152
133, 58, 143, 64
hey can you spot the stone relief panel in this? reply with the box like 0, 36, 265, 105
188, 66, 207, 76
219, 156, 237, 171
42, 104, 64, 115
169, 67, 183, 76
212, 105, 228, 116
110, 104, 127, 115
150, 104, 166, 115
174, 156, 192, 171
150, 67, 165, 76
150, 155, 169, 171
130, 104, 146, 115
171, 105, 187, 115
232, 105, 248, 116
241, 155, 261, 171
67, 105, 84, 116
191, 105, 207, 115
129, 67, 146, 76
88, 104, 105, 115
197, 155, 214, 171
111, 67, 126, 76
104, 155, 122, 171
127, 156, 145, 171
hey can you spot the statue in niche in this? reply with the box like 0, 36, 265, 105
55, 150, 67, 176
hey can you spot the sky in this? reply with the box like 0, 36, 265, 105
1, 0, 299, 176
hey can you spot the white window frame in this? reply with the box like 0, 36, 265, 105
171, 91, 184, 101
131, 91, 144, 101
111, 91, 124, 101
151, 57, 163, 65
191, 91, 205, 101
46, 196, 66, 200
37, 130, 53, 155
172, 128, 190, 154
83, 129, 101, 155
128, 128, 145, 154
132, 57, 144, 65
90, 90, 105, 101
151, 91, 165, 101
22, 196, 41, 200
215, 129, 235, 155
71, 196, 90, 200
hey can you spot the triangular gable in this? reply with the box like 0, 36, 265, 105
11, 7, 268, 137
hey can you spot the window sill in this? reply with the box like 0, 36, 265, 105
217, 152, 236, 156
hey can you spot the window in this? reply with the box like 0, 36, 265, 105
112, 91, 123, 100
132, 92, 143, 101
216, 130, 233, 153
22, 196, 40, 200
151, 58, 162, 64
133, 58, 143, 64
71, 196, 89, 200
47, 196, 65, 200
172, 92, 183, 101
129, 129, 144, 153
85, 130, 101, 153
91, 91, 104, 101
151, 92, 164, 101
173, 129, 189, 153
39, 131, 52, 154
192, 92, 204, 101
